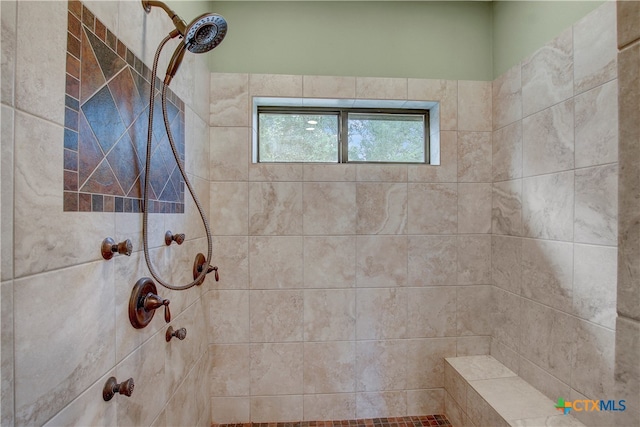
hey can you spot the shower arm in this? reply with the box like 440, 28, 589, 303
142, 0, 187, 36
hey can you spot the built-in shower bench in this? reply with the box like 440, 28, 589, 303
444, 355, 584, 427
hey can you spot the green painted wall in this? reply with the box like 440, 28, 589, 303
492, 0, 604, 77
184, 1, 605, 81
206, 1, 494, 81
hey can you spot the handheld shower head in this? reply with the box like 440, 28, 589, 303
142, 1, 228, 85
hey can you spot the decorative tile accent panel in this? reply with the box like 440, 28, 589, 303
213, 415, 452, 427
63, 0, 185, 213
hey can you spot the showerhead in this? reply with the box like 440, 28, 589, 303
142, 1, 228, 85
184, 13, 227, 54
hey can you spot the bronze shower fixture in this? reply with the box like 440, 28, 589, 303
165, 230, 185, 246
166, 326, 187, 342
101, 237, 132, 260
103, 377, 134, 401
129, 277, 171, 329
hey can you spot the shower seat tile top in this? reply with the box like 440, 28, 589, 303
63, 0, 185, 213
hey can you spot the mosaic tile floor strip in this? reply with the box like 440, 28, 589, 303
213, 415, 451, 427
63, 0, 185, 213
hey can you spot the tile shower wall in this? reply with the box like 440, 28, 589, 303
2, 1, 212, 425
487, 2, 638, 426
208, 74, 493, 422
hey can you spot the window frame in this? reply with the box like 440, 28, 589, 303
256, 106, 430, 164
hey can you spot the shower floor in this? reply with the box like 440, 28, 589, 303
213, 415, 451, 427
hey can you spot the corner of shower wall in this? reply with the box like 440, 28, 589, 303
490, 2, 638, 426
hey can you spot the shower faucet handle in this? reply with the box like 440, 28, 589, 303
143, 293, 171, 323
101, 237, 133, 260
165, 231, 185, 246
166, 326, 187, 342
103, 377, 134, 401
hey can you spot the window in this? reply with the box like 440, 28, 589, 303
256, 106, 430, 164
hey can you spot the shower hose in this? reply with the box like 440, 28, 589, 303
142, 34, 213, 291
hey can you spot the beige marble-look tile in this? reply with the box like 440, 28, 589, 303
210, 344, 250, 396
356, 164, 408, 182
407, 183, 457, 234
356, 77, 407, 100
569, 388, 632, 427
211, 397, 250, 423
249, 181, 303, 235
250, 343, 303, 395
522, 171, 574, 241
210, 126, 250, 181
618, 0, 640, 48
1, 281, 13, 426
469, 376, 559, 422
408, 79, 458, 131
492, 121, 523, 182
304, 182, 356, 235
573, 244, 617, 329
408, 235, 457, 287
249, 162, 304, 182
43, 370, 116, 427
519, 300, 578, 384
407, 287, 456, 338
209, 290, 249, 343
303, 75, 357, 99
15, 1, 66, 124
249, 73, 302, 97
458, 81, 492, 132
409, 131, 458, 183
210, 182, 248, 235
457, 235, 491, 285
518, 357, 570, 404
446, 355, 517, 381
303, 236, 356, 288
573, 1, 617, 95
521, 28, 573, 117
249, 236, 303, 289
456, 336, 491, 357
356, 182, 407, 235
1, 105, 14, 281
572, 320, 616, 399
510, 414, 586, 427
457, 286, 492, 336
304, 341, 356, 393
210, 73, 249, 127
618, 42, 640, 321
356, 391, 407, 418
458, 183, 491, 234
406, 338, 456, 389
522, 100, 574, 177
303, 163, 356, 182
165, 365, 200, 427
250, 395, 303, 422
356, 288, 407, 340
407, 389, 445, 415
356, 340, 407, 392
457, 131, 492, 182
466, 384, 511, 427
491, 235, 522, 295
490, 338, 521, 375
356, 235, 407, 288
303, 393, 357, 421
521, 238, 574, 312
185, 108, 210, 180
574, 79, 618, 168
116, 332, 166, 427
14, 111, 114, 277
444, 362, 468, 410
493, 64, 522, 130
304, 289, 355, 341
491, 287, 522, 353
211, 236, 249, 290
444, 390, 464, 427
574, 164, 618, 246
14, 261, 115, 427
615, 316, 640, 411
1, 0, 16, 105
250, 290, 303, 342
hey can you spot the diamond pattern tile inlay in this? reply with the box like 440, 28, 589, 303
63, 0, 185, 213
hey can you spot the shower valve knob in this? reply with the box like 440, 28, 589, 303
165, 231, 185, 246
103, 377, 134, 401
143, 293, 171, 323
101, 237, 133, 260
166, 326, 187, 342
